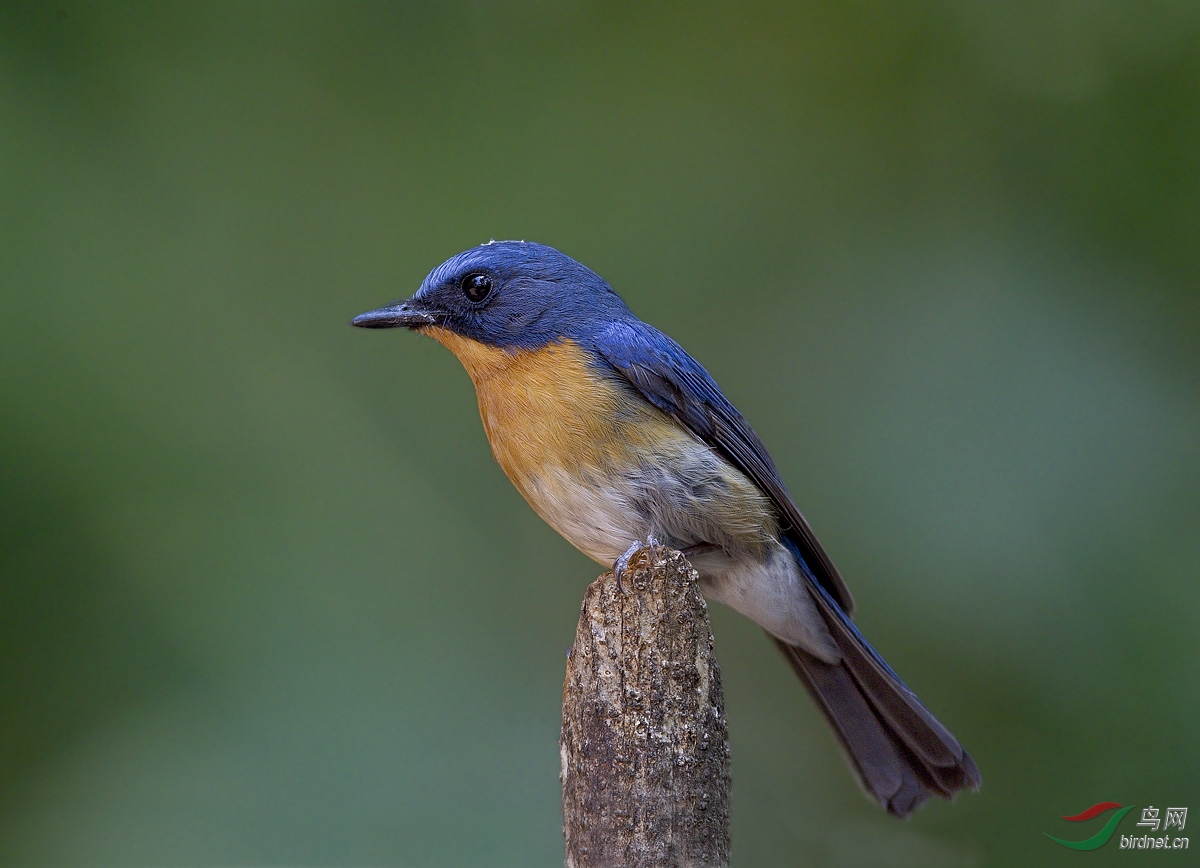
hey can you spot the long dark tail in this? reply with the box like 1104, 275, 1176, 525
774, 558, 981, 817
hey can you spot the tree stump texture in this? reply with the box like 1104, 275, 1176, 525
560, 545, 731, 868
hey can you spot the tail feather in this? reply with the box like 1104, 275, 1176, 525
770, 558, 981, 817
775, 639, 931, 817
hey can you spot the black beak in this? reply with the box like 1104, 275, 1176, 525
350, 300, 440, 329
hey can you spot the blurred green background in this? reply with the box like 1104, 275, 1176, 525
1, 2, 1197, 865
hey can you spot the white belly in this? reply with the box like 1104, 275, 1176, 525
520, 456, 840, 664
522, 465, 647, 565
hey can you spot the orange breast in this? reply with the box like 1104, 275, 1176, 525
422, 327, 777, 566
423, 328, 679, 493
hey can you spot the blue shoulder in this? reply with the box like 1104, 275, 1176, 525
586, 318, 726, 435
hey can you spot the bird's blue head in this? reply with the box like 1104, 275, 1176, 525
352, 241, 630, 350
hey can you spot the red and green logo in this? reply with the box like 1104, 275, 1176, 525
1045, 802, 1136, 850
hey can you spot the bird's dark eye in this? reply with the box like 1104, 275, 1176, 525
461, 272, 493, 303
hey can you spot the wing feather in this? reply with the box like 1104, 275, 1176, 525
590, 320, 855, 613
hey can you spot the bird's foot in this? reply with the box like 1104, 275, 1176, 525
613, 535, 659, 592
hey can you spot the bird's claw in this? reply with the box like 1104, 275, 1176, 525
612, 535, 659, 592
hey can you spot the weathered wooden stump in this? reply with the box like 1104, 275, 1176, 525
561, 545, 731, 868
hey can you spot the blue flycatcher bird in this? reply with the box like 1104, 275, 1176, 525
352, 241, 980, 817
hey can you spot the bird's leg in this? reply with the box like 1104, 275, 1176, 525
612, 535, 659, 592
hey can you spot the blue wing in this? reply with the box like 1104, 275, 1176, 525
589, 318, 855, 614
590, 319, 984, 816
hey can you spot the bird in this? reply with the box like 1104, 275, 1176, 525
352, 240, 980, 817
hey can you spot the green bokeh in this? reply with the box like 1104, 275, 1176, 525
1, 2, 1196, 865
